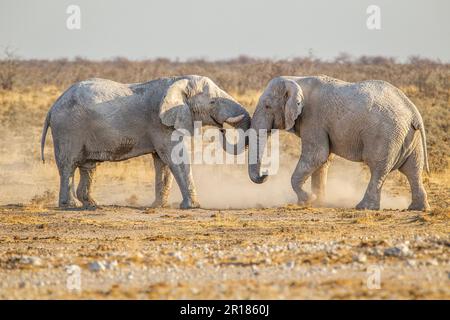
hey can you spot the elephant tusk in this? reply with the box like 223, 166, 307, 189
224, 114, 245, 124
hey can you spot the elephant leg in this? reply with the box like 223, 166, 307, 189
311, 157, 331, 206
76, 162, 97, 209
156, 145, 199, 210
168, 161, 199, 209
291, 141, 330, 206
56, 161, 77, 208
151, 153, 173, 208
356, 164, 390, 210
399, 147, 430, 211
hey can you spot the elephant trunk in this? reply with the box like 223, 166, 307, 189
248, 130, 269, 184
220, 110, 251, 155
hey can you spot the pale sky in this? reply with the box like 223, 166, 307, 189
1, 0, 449, 61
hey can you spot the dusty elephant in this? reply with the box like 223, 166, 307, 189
41, 75, 250, 209
248, 75, 430, 211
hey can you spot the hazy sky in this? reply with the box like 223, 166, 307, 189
1, 0, 449, 61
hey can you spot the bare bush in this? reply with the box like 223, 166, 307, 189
0, 47, 20, 90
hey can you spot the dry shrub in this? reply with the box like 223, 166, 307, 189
0, 47, 19, 90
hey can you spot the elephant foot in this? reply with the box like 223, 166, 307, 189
408, 201, 430, 212
81, 202, 98, 210
313, 200, 326, 208
355, 199, 380, 211
151, 200, 169, 208
180, 199, 200, 210
313, 194, 327, 207
297, 201, 312, 207
296, 191, 316, 206
59, 200, 79, 210
79, 197, 97, 210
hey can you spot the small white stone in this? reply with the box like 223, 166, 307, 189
169, 251, 184, 261
18, 256, 42, 266
285, 261, 295, 269
191, 287, 200, 294
384, 243, 413, 257
105, 260, 118, 270
88, 261, 106, 272
427, 259, 438, 266
406, 259, 417, 267
353, 253, 367, 263
134, 252, 144, 260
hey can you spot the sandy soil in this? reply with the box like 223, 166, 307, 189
0, 203, 448, 299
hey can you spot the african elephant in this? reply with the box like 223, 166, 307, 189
248, 76, 430, 211
41, 75, 250, 209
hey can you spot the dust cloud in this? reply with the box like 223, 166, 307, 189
166, 157, 410, 210
0, 132, 410, 210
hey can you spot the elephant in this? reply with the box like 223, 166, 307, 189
41, 75, 250, 209
248, 75, 430, 211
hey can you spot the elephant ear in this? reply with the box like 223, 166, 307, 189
283, 79, 304, 131
159, 79, 194, 134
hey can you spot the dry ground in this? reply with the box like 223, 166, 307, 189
0, 85, 449, 299
0, 203, 448, 299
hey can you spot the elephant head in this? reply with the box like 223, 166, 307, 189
159, 75, 250, 154
248, 77, 304, 183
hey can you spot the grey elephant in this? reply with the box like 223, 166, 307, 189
248, 76, 430, 211
41, 75, 250, 209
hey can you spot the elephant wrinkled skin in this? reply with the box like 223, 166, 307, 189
41, 75, 250, 209
248, 76, 430, 211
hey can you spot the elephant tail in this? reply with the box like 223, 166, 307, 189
41, 111, 51, 163
397, 88, 430, 174
412, 116, 430, 174
420, 123, 430, 174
